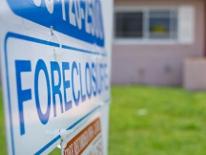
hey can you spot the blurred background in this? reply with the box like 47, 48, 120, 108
113, 0, 206, 89
110, 0, 206, 155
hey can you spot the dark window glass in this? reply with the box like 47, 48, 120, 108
115, 12, 143, 38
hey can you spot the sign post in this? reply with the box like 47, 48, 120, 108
0, 0, 113, 154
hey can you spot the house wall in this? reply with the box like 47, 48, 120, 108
112, 0, 205, 85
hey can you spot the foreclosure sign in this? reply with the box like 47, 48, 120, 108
0, 0, 112, 154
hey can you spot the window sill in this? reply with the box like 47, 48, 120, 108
113, 38, 183, 45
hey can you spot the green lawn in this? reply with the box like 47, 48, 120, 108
1, 86, 206, 155
109, 85, 206, 155
0, 88, 7, 155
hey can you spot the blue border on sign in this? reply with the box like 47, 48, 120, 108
3, 32, 109, 155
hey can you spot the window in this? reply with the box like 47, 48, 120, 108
115, 8, 178, 40
116, 12, 143, 38
149, 10, 177, 39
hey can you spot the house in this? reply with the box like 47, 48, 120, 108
112, 0, 206, 87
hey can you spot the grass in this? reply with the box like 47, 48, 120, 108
1, 85, 206, 154
0, 88, 7, 155
109, 85, 206, 155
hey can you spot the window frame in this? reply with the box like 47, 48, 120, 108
114, 6, 179, 44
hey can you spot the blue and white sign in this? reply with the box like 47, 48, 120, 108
7, 0, 105, 46
0, 0, 112, 154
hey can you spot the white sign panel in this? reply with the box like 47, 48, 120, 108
0, 0, 112, 154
